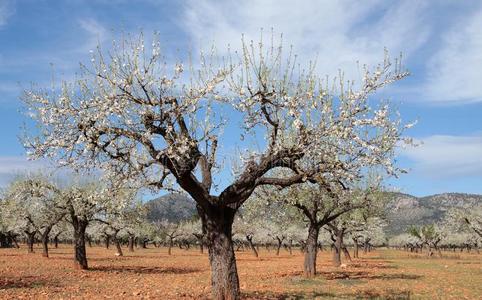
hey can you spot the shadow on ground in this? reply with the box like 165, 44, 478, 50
242, 288, 412, 299
0, 276, 61, 289
90, 265, 202, 275
317, 270, 422, 280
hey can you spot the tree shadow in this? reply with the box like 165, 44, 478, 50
317, 270, 422, 281
90, 265, 202, 275
350, 262, 398, 269
242, 289, 411, 299
0, 276, 61, 289
0, 253, 21, 257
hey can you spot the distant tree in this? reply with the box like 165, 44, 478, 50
4, 175, 65, 256
445, 207, 482, 238
408, 224, 443, 256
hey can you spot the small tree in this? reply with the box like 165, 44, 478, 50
4, 175, 65, 256
56, 178, 129, 269
408, 224, 442, 256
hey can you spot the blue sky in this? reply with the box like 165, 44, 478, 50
1, 0, 482, 196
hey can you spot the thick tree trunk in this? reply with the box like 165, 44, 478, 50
201, 205, 240, 300
72, 217, 88, 270
303, 224, 319, 277
246, 235, 258, 258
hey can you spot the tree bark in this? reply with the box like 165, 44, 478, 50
72, 216, 89, 270
303, 223, 319, 277
201, 205, 240, 300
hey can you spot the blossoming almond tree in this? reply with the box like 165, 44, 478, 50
22, 32, 410, 299
55, 179, 132, 269
4, 175, 65, 256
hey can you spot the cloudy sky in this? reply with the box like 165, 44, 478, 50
0, 0, 481, 196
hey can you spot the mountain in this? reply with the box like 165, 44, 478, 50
144, 192, 482, 236
384, 192, 482, 236
145, 193, 197, 223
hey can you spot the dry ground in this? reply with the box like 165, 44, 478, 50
0, 244, 481, 299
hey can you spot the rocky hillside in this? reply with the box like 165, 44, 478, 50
145, 193, 197, 222
144, 192, 482, 236
385, 192, 482, 235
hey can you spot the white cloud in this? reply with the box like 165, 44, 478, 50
423, 9, 482, 104
400, 134, 482, 178
180, 0, 430, 80
78, 18, 109, 52
0, 0, 14, 28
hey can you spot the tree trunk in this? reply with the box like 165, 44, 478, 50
128, 236, 135, 252
201, 205, 240, 300
275, 237, 283, 256
246, 235, 258, 258
168, 238, 173, 255
353, 238, 359, 259
54, 235, 59, 248
115, 238, 123, 256
0, 233, 13, 248
13, 236, 19, 248
72, 217, 88, 270
41, 227, 53, 258
104, 235, 110, 249
342, 245, 352, 262
303, 223, 319, 277
26, 232, 36, 253
194, 234, 205, 254
332, 229, 343, 267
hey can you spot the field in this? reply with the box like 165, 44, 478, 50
0, 245, 481, 299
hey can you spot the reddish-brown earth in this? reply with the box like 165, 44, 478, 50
0, 245, 481, 299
